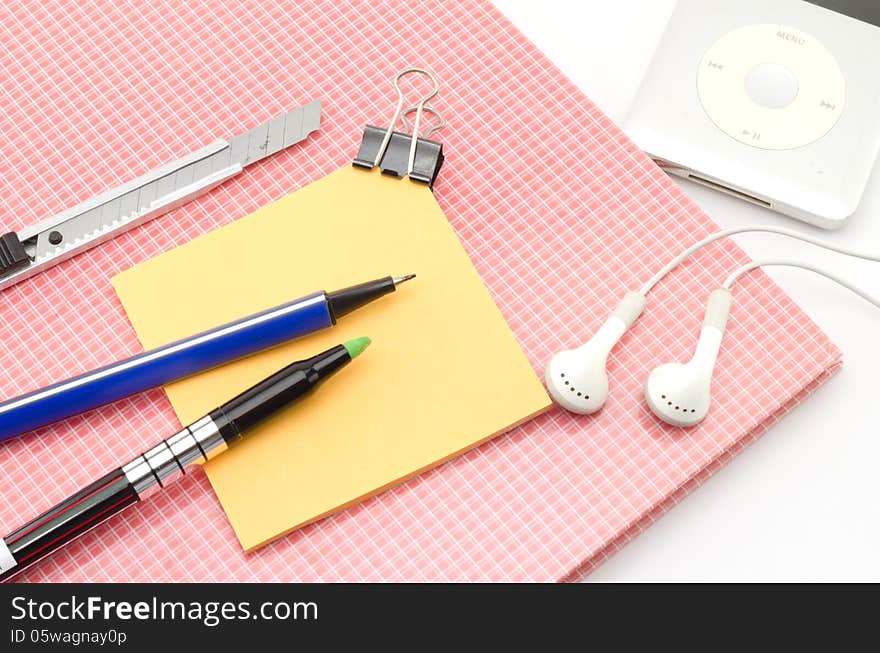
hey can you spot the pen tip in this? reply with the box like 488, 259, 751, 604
393, 274, 416, 286
343, 336, 372, 359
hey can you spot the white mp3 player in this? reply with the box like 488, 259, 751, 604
625, 0, 880, 229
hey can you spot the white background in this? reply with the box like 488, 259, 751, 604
494, 0, 880, 581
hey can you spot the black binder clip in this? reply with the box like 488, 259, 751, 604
353, 68, 446, 189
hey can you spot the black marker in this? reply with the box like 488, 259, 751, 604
0, 337, 371, 582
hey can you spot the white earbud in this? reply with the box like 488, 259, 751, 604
549, 224, 880, 425
644, 289, 732, 427
545, 292, 646, 414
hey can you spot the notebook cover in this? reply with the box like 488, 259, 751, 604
0, 0, 841, 581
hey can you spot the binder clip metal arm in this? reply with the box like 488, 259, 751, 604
353, 68, 446, 188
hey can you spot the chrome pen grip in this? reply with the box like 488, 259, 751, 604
122, 416, 227, 499
0, 416, 227, 583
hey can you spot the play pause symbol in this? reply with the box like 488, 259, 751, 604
708, 61, 724, 70
742, 129, 761, 141
820, 100, 836, 110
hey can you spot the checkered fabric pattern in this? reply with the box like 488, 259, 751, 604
0, 0, 840, 581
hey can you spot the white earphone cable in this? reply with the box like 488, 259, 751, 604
639, 226, 880, 296
723, 259, 880, 311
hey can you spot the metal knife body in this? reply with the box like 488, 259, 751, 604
0, 99, 321, 291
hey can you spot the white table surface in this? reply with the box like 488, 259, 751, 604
494, 0, 880, 581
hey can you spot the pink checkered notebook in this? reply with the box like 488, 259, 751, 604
0, 0, 840, 582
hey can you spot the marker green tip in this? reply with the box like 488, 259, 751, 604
343, 336, 371, 359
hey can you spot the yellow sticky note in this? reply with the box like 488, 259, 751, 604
112, 166, 550, 551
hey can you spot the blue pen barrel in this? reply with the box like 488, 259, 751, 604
0, 291, 332, 442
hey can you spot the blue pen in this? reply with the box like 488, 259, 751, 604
0, 275, 414, 442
